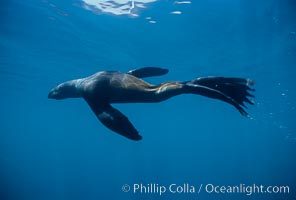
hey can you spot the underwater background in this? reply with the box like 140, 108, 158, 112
1, 0, 296, 199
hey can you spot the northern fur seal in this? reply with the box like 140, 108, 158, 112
48, 67, 255, 141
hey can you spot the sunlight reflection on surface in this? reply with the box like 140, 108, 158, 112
81, 0, 157, 16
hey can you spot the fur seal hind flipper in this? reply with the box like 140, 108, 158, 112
84, 98, 142, 141
186, 77, 255, 116
127, 67, 169, 78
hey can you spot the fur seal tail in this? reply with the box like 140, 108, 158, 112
185, 77, 255, 116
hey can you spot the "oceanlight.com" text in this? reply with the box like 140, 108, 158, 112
121, 183, 290, 196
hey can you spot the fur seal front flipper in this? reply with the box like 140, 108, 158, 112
84, 97, 142, 141
127, 67, 169, 78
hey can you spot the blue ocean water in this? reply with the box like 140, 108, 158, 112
1, 0, 296, 199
